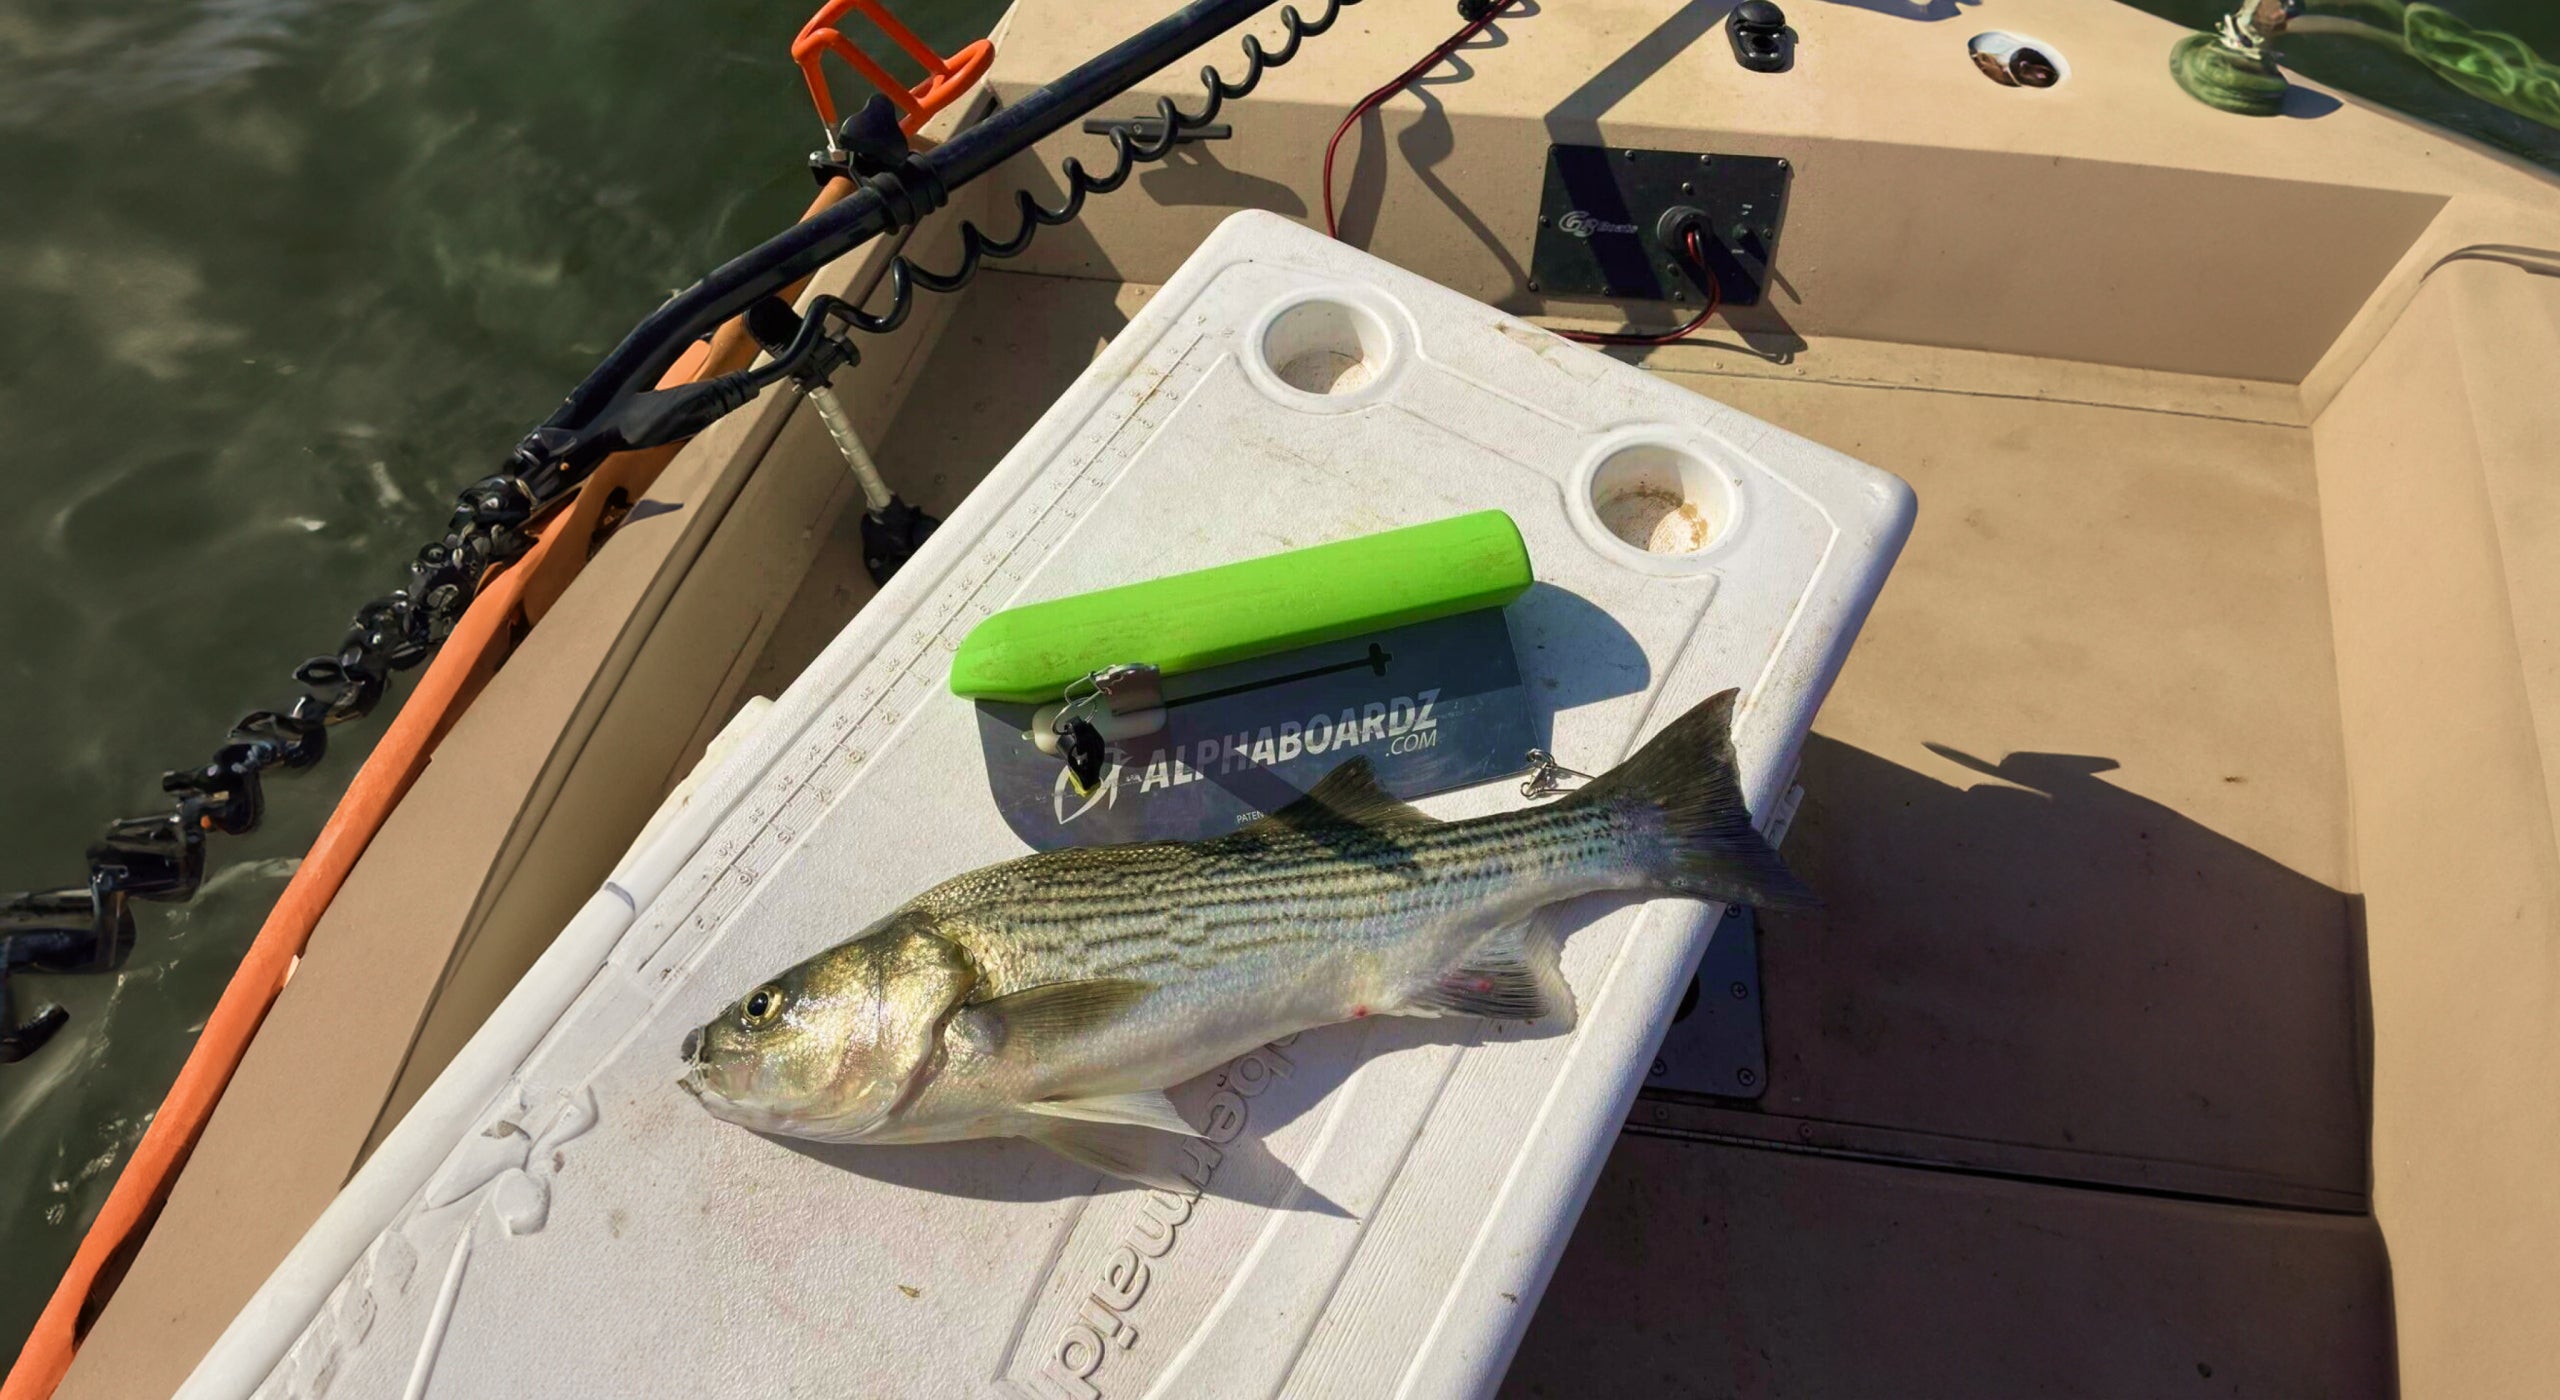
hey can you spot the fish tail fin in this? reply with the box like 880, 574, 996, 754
1568, 688, 1817, 910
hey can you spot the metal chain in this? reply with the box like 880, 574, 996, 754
1, 471, 537, 977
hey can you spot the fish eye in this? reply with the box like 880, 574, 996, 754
739, 984, 788, 1028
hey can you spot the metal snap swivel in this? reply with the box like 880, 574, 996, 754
1520, 749, 1596, 800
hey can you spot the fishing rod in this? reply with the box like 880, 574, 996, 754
0, 0, 1369, 1062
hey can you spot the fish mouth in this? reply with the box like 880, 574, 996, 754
676, 1026, 713, 1100
678, 1059, 761, 1122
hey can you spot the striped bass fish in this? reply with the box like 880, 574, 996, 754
679, 689, 1810, 1186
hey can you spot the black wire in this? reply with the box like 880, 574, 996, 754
840, 0, 1360, 338
585, 0, 1365, 470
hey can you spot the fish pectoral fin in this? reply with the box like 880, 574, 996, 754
1017, 1116, 1207, 1192
976, 978, 1154, 1049
1240, 757, 1440, 838
1023, 1089, 1201, 1137
1398, 919, 1575, 1025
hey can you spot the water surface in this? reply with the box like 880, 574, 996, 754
0, 0, 1000, 1363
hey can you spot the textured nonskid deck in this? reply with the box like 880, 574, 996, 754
1511, 353, 2374, 1394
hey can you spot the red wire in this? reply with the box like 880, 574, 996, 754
1556, 224, 1722, 347
1320, 1, 1723, 349
1321, 1, 1517, 240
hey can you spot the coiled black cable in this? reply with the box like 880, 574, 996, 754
839, 0, 1359, 338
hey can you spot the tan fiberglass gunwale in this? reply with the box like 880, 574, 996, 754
48, 0, 2560, 1395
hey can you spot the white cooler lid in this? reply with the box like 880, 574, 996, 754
202, 210, 1912, 1400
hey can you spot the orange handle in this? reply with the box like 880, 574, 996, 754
793, 0, 994, 136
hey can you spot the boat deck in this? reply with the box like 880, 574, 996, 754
1524, 352, 2381, 1395
746, 267, 2376, 1396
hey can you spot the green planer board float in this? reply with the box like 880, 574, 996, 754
948, 510, 1532, 700
950, 511, 1541, 847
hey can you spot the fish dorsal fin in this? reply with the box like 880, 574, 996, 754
977, 978, 1153, 1049
1241, 757, 1439, 837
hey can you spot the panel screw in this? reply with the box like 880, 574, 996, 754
1776, 158, 1790, 172
1759, 226, 1774, 240
1680, 181, 1695, 194
1699, 153, 1714, 164
1736, 1068, 1758, 1087
1797, 1122, 1815, 1140
1526, 278, 1540, 292
1671, 289, 1686, 302
1624, 148, 1639, 160
1650, 1057, 1667, 1078
1730, 981, 1750, 1000
1537, 213, 1549, 226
